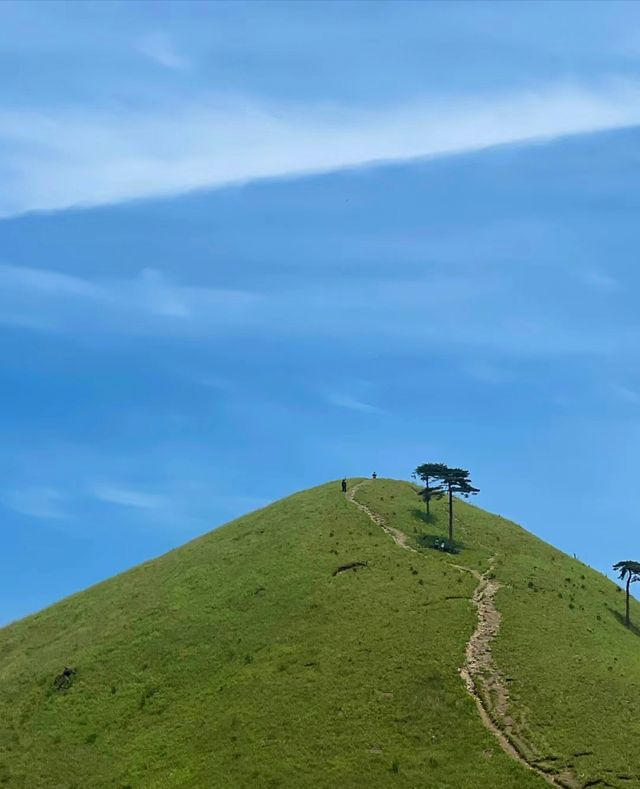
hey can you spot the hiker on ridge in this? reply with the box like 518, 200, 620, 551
372, 471, 377, 480
341, 478, 347, 493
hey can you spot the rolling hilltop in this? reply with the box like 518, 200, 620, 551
0, 479, 639, 788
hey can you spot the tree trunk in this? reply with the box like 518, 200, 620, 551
425, 477, 430, 515
448, 485, 453, 543
626, 575, 631, 627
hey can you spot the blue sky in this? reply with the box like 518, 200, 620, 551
2, 0, 640, 623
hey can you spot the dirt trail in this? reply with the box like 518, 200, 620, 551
456, 562, 578, 787
347, 481, 418, 554
347, 481, 579, 789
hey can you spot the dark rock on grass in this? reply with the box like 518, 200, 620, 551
53, 666, 76, 692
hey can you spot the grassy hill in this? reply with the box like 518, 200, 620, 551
0, 479, 639, 788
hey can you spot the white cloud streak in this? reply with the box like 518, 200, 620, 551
1, 261, 637, 359
327, 393, 382, 413
137, 32, 190, 70
583, 268, 620, 291
610, 383, 640, 404
0, 264, 258, 334
92, 483, 167, 509
2, 486, 66, 519
2, 81, 640, 216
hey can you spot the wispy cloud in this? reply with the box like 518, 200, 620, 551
326, 393, 382, 413
190, 374, 235, 392
2, 486, 66, 519
1, 261, 635, 360
610, 383, 640, 404
0, 264, 259, 334
583, 268, 620, 291
465, 362, 511, 385
137, 32, 190, 70
2, 81, 640, 216
92, 483, 167, 509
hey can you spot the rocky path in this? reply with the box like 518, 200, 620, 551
347, 481, 578, 789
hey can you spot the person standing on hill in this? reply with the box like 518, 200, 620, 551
341, 478, 347, 493
372, 471, 377, 480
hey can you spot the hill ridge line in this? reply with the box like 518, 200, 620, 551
346, 481, 579, 789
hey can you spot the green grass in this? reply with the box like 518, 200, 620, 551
357, 480, 640, 787
0, 479, 637, 787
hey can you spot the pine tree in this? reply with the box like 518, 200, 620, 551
414, 463, 448, 516
439, 467, 479, 544
613, 561, 640, 627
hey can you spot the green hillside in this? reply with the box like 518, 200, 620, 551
0, 479, 638, 788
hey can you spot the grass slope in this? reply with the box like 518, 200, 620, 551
0, 479, 637, 788
356, 480, 640, 787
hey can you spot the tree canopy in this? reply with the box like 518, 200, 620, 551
415, 463, 449, 483
613, 560, 640, 579
413, 463, 479, 542
439, 467, 480, 498
613, 560, 640, 627
414, 463, 449, 515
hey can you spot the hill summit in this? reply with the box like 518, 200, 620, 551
1, 479, 639, 788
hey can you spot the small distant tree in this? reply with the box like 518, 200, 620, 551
613, 560, 640, 627
414, 463, 448, 516
439, 467, 479, 543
